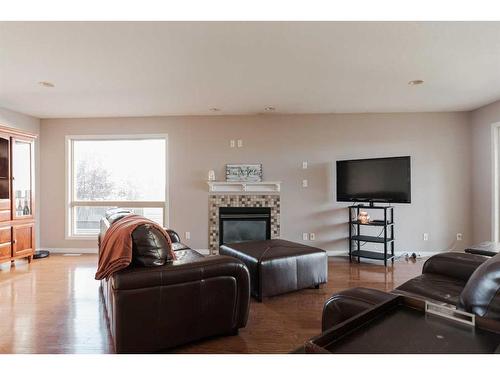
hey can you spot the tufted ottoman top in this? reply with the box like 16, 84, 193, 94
220, 239, 325, 262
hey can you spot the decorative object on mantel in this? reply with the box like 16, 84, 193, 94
208, 170, 216, 181
208, 181, 281, 193
357, 210, 370, 224
226, 164, 262, 182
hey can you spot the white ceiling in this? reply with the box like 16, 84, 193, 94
1, 21, 500, 118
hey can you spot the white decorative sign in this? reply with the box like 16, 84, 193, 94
226, 164, 263, 182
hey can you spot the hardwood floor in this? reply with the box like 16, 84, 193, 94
0, 254, 423, 354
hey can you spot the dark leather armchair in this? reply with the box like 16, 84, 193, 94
322, 251, 500, 331
99, 210, 251, 353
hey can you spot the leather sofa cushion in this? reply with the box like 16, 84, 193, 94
422, 252, 487, 282
102, 208, 184, 247
165, 229, 182, 243
131, 224, 175, 267
101, 209, 183, 268
458, 253, 500, 319
395, 273, 466, 306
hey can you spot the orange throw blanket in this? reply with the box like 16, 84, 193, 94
95, 214, 176, 280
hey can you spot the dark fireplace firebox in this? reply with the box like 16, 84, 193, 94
219, 207, 271, 246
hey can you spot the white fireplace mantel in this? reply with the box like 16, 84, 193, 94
207, 181, 281, 194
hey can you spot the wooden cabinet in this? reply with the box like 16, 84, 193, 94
0, 125, 36, 265
13, 223, 35, 258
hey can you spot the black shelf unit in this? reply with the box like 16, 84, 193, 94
349, 205, 394, 266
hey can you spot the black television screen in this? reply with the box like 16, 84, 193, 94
336, 156, 411, 203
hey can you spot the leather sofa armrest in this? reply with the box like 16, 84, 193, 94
422, 252, 488, 282
322, 287, 395, 331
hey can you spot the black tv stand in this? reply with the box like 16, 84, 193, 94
348, 204, 395, 266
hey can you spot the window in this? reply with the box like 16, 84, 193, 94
66, 135, 168, 238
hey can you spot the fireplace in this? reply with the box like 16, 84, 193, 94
209, 194, 280, 253
219, 207, 271, 246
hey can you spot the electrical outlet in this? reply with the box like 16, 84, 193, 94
185, 231, 191, 240
302, 179, 308, 188
237, 139, 243, 148
302, 161, 308, 169
423, 233, 429, 241
456, 233, 463, 241
302, 233, 309, 241
230, 140, 235, 148
309, 233, 316, 241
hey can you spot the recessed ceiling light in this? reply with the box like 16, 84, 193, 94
408, 80, 424, 86
264, 106, 276, 112
209, 107, 221, 112
38, 81, 55, 88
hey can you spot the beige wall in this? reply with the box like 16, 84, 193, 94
40, 112, 472, 254
0, 107, 41, 247
471, 99, 500, 242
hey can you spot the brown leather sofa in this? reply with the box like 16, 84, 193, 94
322, 251, 500, 330
98, 210, 251, 353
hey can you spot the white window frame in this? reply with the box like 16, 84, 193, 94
491, 122, 500, 242
65, 134, 169, 240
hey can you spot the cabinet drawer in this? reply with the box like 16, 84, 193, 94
0, 210, 10, 222
0, 243, 11, 260
0, 200, 10, 211
0, 226, 11, 243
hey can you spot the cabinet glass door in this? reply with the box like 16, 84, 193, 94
0, 136, 10, 201
12, 139, 33, 219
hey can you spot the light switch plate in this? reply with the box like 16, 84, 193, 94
302, 233, 309, 241
302, 179, 308, 188
185, 232, 191, 240
230, 140, 235, 148
309, 233, 315, 241
302, 161, 308, 169
237, 139, 243, 148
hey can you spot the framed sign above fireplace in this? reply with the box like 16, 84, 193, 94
226, 164, 262, 182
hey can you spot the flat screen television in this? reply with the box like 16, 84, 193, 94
336, 156, 411, 204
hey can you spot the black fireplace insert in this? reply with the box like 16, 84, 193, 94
219, 207, 271, 245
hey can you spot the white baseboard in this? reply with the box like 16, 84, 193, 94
326, 250, 443, 258
38, 247, 98, 254
39, 248, 445, 258
40, 247, 211, 256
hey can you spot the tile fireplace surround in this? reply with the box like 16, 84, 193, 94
209, 194, 280, 253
